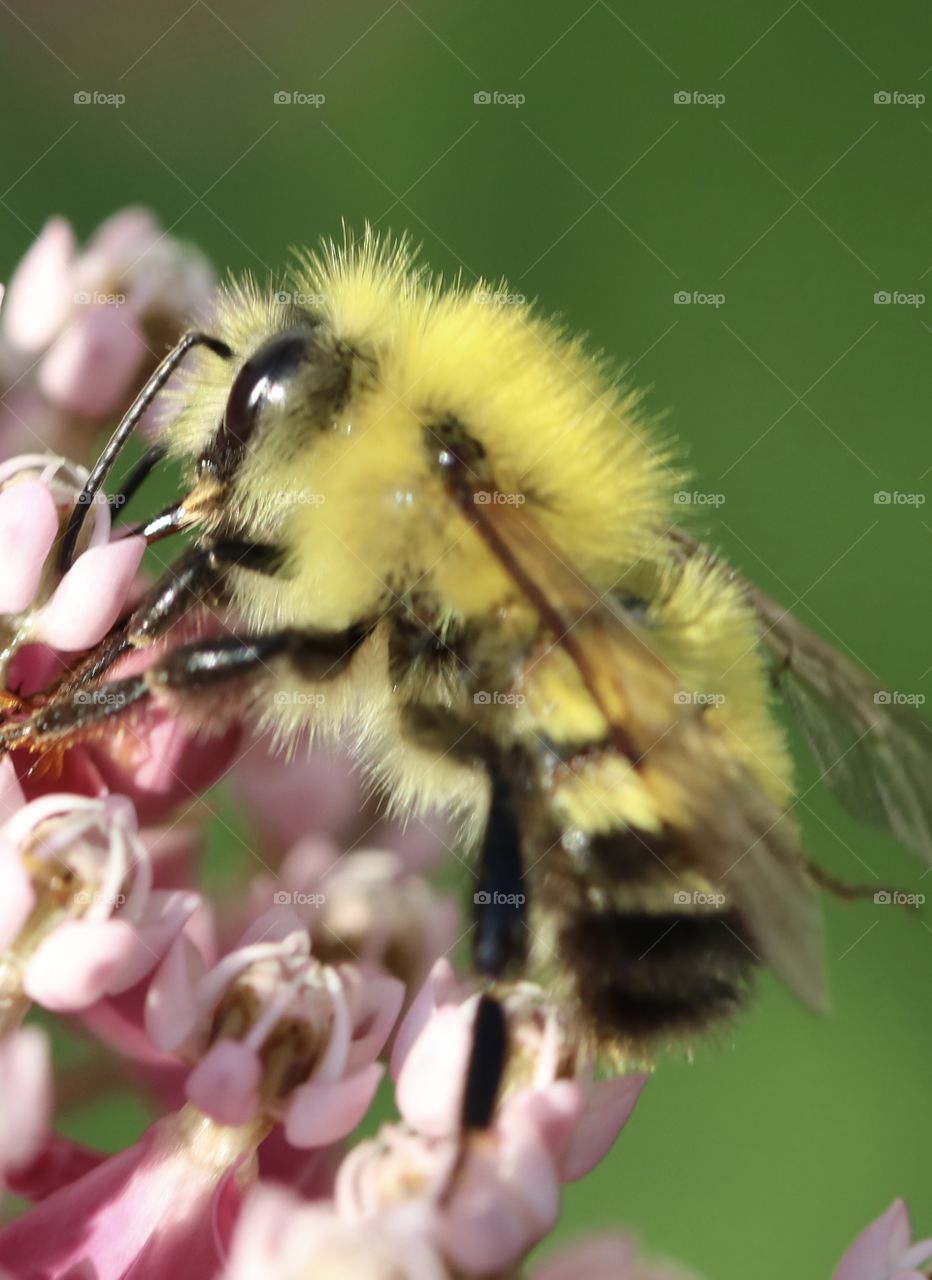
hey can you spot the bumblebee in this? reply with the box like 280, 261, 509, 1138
4, 230, 930, 1101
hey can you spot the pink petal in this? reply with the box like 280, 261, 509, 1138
285, 1063, 384, 1147
0, 1113, 251, 1279
559, 1073, 648, 1181
345, 972, 405, 1070
80, 206, 160, 264
0, 842, 36, 950
0, 757, 25, 822
395, 1005, 472, 1137
441, 1119, 561, 1274
0, 479, 59, 613
238, 906, 307, 947
279, 836, 340, 888
1, 217, 76, 352
37, 536, 145, 650
226, 1182, 303, 1272
113, 889, 200, 992
390, 956, 461, 1078
186, 1040, 263, 1126
140, 824, 204, 889
835, 1200, 913, 1280
0, 1027, 51, 1172
145, 933, 207, 1052
509, 1082, 584, 1173
38, 304, 147, 420
8, 1134, 108, 1202
88, 713, 242, 827
24, 918, 140, 1010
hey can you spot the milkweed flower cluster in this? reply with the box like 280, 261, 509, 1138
0, 208, 214, 458
0, 212, 925, 1280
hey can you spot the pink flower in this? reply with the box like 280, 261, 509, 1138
231, 737, 364, 855
239, 839, 458, 990
0, 1104, 259, 1280
0, 453, 144, 652
0, 209, 214, 457
225, 1182, 449, 1280
0, 455, 241, 823
834, 1200, 932, 1280
0, 773, 198, 1028
392, 958, 647, 1177
231, 730, 451, 871
336, 1103, 570, 1276
146, 910, 404, 1144
82, 698, 244, 828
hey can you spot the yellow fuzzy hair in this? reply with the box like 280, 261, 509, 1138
163, 227, 794, 829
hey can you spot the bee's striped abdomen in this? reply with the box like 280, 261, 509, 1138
559, 905, 755, 1041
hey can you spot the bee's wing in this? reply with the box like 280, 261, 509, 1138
460, 494, 826, 1010
670, 528, 932, 865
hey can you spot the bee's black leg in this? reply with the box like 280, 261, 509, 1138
49, 539, 283, 695
458, 768, 528, 1132
473, 770, 528, 980
459, 991, 508, 1131
126, 538, 283, 647
0, 624, 369, 755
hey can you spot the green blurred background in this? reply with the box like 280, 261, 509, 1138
1, 2, 930, 1275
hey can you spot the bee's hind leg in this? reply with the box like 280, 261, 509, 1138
439, 765, 529, 1204
459, 766, 529, 1131
473, 770, 528, 983
806, 859, 911, 908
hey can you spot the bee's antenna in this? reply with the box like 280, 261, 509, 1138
59, 330, 232, 572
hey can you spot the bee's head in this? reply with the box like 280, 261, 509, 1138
198, 319, 357, 488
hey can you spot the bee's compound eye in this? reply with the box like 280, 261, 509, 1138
222, 327, 316, 452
